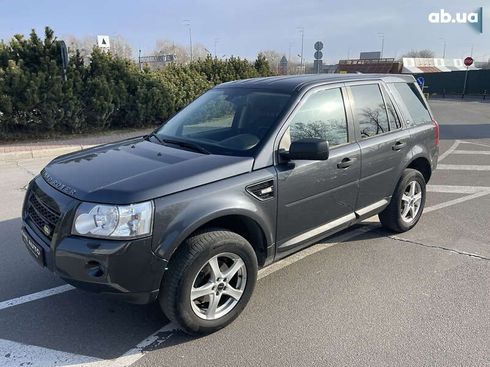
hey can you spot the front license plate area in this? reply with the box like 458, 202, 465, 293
22, 230, 45, 267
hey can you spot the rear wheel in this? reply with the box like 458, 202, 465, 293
379, 169, 426, 232
159, 228, 258, 335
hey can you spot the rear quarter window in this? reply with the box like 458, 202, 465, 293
390, 82, 432, 126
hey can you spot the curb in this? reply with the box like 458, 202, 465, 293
0, 145, 96, 162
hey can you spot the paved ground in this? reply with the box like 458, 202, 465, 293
0, 128, 151, 160
0, 99, 489, 366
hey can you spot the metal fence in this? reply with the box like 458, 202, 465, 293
414, 69, 490, 99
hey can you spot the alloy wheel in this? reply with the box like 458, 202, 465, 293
190, 252, 247, 320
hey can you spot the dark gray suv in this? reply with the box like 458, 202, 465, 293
21, 74, 439, 334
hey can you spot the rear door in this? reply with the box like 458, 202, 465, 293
346, 82, 411, 213
275, 85, 361, 257
387, 81, 439, 167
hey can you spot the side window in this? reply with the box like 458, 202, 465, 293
350, 84, 390, 138
280, 88, 348, 150
391, 82, 432, 126
383, 90, 402, 130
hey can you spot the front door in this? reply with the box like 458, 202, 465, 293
275, 86, 361, 257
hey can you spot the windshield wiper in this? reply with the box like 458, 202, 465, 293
161, 137, 210, 155
145, 132, 164, 144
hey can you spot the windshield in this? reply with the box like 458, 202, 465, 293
154, 88, 292, 156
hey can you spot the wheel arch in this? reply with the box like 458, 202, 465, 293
406, 156, 432, 183
156, 210, 272, 269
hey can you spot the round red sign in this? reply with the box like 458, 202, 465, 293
464, 57, 474, 67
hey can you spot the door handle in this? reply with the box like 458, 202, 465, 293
392, 141, 407, 151
337, 157, 355, 169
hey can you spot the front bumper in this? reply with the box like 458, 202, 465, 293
21, 176, 167, 304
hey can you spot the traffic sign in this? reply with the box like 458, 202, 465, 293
314, 41, 323, 51
464, 56, 474, 67
97, 35, 110, 49
314, 51, 323, 60
416, 76, 425, 88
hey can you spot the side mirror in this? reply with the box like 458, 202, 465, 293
281, 138, 329, 161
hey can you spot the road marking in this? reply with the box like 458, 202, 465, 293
437, 164, 490, 171
452, 150, 490, 155
425, 191, 490, 213
0, 339, 100, 367
68, 323, 179, 367
438, 140, 460, 162
427, 184, 490, 194
459, 140, 490, 149
0, 284, 75, 311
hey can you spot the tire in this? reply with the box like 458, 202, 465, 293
379, 169, 426, 233
159, 228, 258, 335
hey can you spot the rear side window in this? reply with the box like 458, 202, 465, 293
391, 82, 432, 125
350, 84, 389, 138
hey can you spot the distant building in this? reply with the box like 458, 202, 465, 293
402, 58, 480, 73
360, 51, 381, 60
336, 58, 402, 74
278, 56, 288, 75
323, 64, 338, 74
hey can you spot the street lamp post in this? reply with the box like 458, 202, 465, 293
214, 38, 219, 58
439, 38, 446, 58
183, 20, 193, 62
297, 27, 304, 73
378, 32, 384, 58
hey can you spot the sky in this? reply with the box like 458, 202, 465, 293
1, 0, 489, 63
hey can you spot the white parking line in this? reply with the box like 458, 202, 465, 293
0, 284, 75, 311
437, 164, 490, 171
0, 338, 100, 367
459, 140, 490, 149
427, 184, 490, 194
452, 150, 490, 155
438, 140, 460, 162
425, 191, 490, 213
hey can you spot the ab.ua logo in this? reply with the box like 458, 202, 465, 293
428, 8, 483, 33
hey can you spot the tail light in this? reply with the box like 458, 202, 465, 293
432, 119, 440, 146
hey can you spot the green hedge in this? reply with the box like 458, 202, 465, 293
0, 27, 274, 140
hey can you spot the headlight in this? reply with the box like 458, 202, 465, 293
72, 201, 153, 239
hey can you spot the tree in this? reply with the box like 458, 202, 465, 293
154, 39, 189, 64
254, 54, 273, 76
109, 36, 133, 59
65, 35, 133, 60
258, 50, 282, 73
401, 49, 436, 58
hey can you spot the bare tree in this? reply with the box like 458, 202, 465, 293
154, 39, 210, 64
193, 43, 211, 60
110, 35, 133, 59
64, 35, 133, 60
401, 49, 436, 58
154, 39, 189, 64
64, 35, 95, 59
258, 50, 282, 73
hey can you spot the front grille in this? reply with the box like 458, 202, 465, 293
26, 191, 61, 240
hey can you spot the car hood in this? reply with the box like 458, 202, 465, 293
42, 137, 254, 204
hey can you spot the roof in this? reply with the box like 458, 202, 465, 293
337, 58, 403, 74
217, 74, 414, 93
402, 58, 480, 73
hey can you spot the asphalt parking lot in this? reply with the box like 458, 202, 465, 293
1, 98, 490, 366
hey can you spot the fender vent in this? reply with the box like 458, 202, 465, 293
246, 180, 274, 200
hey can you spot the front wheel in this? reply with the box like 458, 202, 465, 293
379, 169, 426, 232
159, 228, 258, 335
